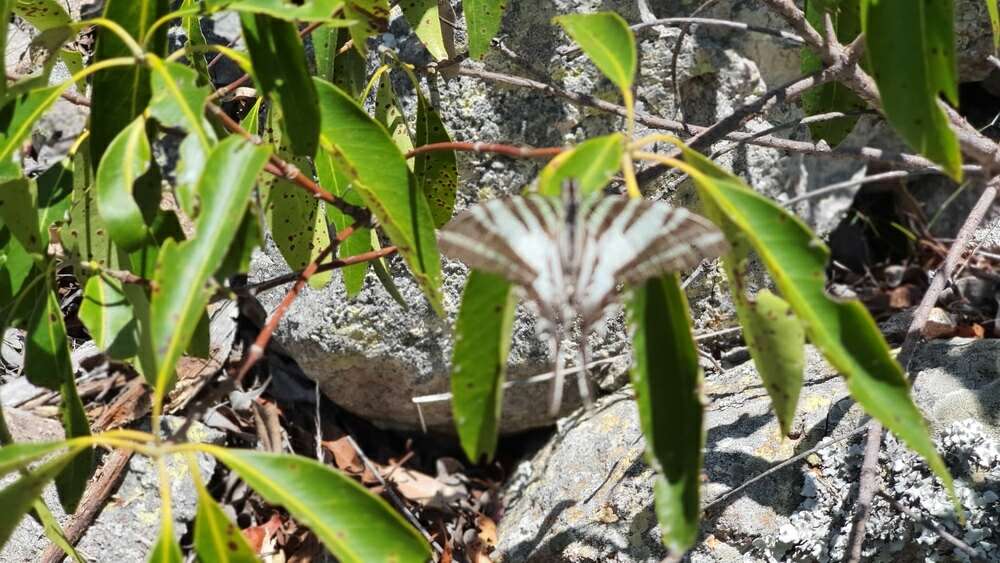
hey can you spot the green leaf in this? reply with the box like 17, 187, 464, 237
265, 109, 332, 289
34, 498, 85, 563
95, 116, 154, 251
24, 286, 73, 389
0, 230, 40, 328
861, 0, 962, 180
33, 161, 74, 244
0, 441, 69, 476
79, 274, 138, 359
801, 0, 866, 146
627, 274, 703, 554
315, 78, 443, 313
464, 0, 507, 59
0, 179, 44, 254
400, 0, 448, 60
555, 12, 636, 93
0, 85, 63, 182
451, 271, 516, 462
148, 520, 183, 563
179, 0, 212, 86
205, 0, 349, 22
149, 137, 269, 400
987, 0, 1000, 49
344, 0, 389, 55
194, 485, 257, 563
677, 144, 956, 506
55, 376, 92, 513
0, 450, 80, 548
60, 142, 109, 282
241, 14, 320, 156
537, 133, 623, 197
321, 28, 366, 97
316, 150, 371, 296
374, 73, 413, 156
414, 94, 458, 228
89, 0, 170, 166
207, 448, 431, 562
739, 290, 804, 436
13, 0, 71, 30
147, 57, 215, 151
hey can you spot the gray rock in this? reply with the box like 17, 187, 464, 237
494, 339, 1000, 562
1, 414, 225, 563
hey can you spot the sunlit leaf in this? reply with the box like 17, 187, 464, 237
315, 78, 443, 313
194, 484, 257, 563
0, 85, 63, 181
207, 448, 431, 562
677, 143, 956, 506
147, 57, 215, 151
537, 133, 622, 197
89, 0, 170, 166
344, 0, 389, 55
95, 116, 154, 251
316, 150, 371, 296
205, 0, 349, 22
555, 12, 636, 92
0, 179, 44, 254
149, 137, 269, 400
13, 0, 71, 30
0, 450, 80, 548
861, 0, 962, 179
0, 441, 69, 477
374, 73, 413, 156
628, 274, 703, 553
400, 0, 448, 60
801, 0, 866, 146
241, 14, 320, 156
464, 0, 507, 59
414, 94, 458, 227
451, 270, 516, 462
148, 520, 183, 563
986, 0, 999, 49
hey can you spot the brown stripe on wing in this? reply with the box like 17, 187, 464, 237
616, 205, 727, 286
438, 200, 539, 288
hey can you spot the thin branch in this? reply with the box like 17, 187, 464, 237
404, 141, 563, 160
846, 177, 999, 562
7, 72, 91, 106
445, 65, 966, 173
247, 245, 397, 295
875, 488, 984, 561
781, 167, 982, 207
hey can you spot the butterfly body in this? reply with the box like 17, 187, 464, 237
440, 187, 727, 415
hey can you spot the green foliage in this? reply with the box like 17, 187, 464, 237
801, 0, 866, 146
79, 274, 139, 359
149, 521, 184, 563
315, 78, 443, 313
861, 0, 962, 179
344, 0, 390, 56
555, 12, 636, 92
400, 0, 448, 60
628, 274, 703, 554
451, 271, 517, 461
413, 92, 458, 228
194, 484, 258, 563
465, 0, 507, 59
207, 448, 432, 562
677, 144, 956, 506
205, 0, 349, 22
988, 0, 1000, 48
537, 134, 623, 196
95, 117, 154, 251
13, 0, 71, 32
0, 450, 81, 547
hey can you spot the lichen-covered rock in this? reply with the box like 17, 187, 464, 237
494, 339, 1000, 562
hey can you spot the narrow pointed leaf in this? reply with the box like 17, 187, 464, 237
375, 74, 413, 156
241, 14, 320, 156
401, 0, 448, 60
149, 137, 269, 400
148, 520, 183, 563
316, 150, 371, 296
207, 448, 431, 563
741, 289, 804, 435
55, 377, 91, 513
0, 441, 69, 476
89, 0, 170, 166
79, 274, 138, 359
987, 0, 1000, 49
414, 94, 458, 227
678, 143, 956, 505
34, 498, 85, 563
555, 12, 636, 92
0, 179, 44, 253
537, 133, 622, 197
861, 0, 961, 179
178, 0, 212, 85
205, 0, 349, 22
194, 485, 257, 563
95, 116, 153, 251
464, 0, 507, 59
801, 0, 866, 146
24, 287, 73, 390
628, 274, 703, 553
0, 450, 80, 548
344, 0, 389, 55
0, 85, 63, 181
147, 57, 215, 151
452, 271, 516, 462
315, 78, 443, 312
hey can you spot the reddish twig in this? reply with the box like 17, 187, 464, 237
404, 141, 563, 160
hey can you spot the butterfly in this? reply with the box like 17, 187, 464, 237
439, 184, 728, 416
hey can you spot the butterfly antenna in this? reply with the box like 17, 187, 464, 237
577, 336, 594, 411
549, 330, 566, 418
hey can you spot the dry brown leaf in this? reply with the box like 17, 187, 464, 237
387, 465, 467, 509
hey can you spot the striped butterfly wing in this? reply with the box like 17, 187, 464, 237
574, 196, 728, 325
438, 194, 567, 321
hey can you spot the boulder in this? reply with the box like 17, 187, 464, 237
493, 339, 1000, 562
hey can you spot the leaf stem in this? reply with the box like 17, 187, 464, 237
75, 19, 145, 60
